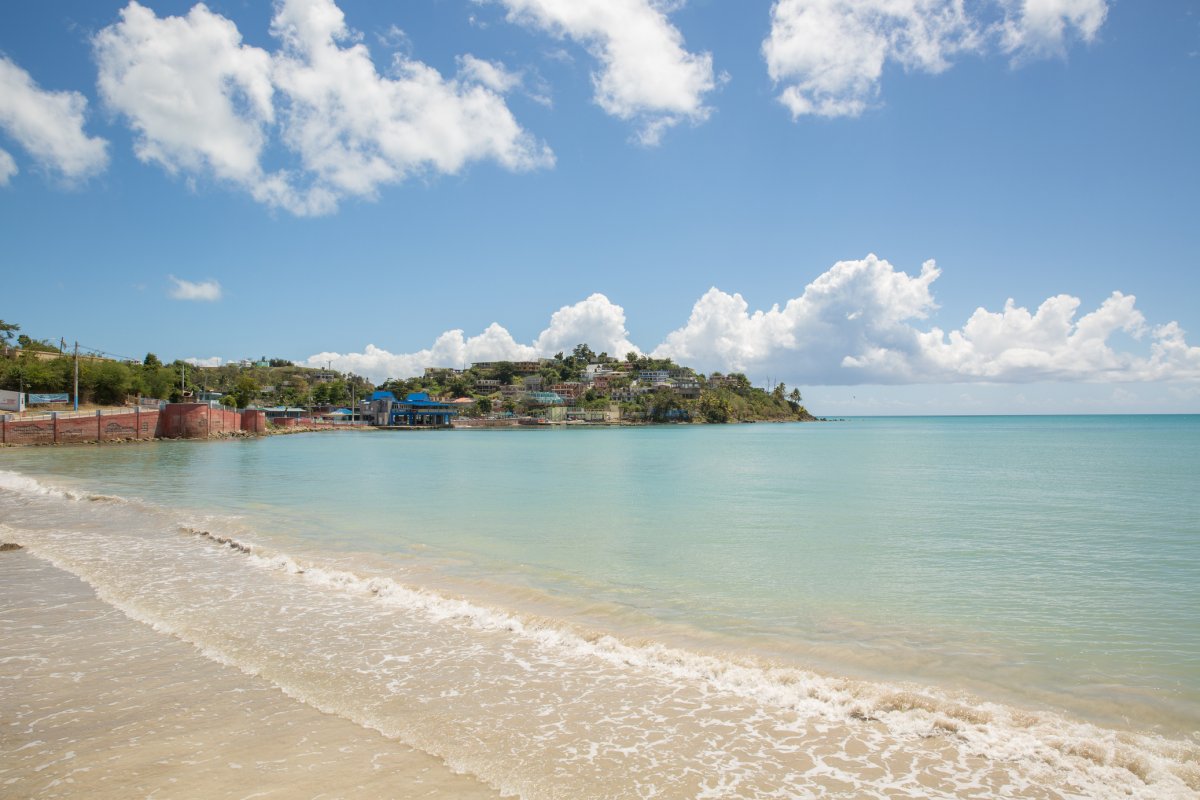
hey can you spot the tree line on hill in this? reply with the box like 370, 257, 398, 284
0, 321, 811, 422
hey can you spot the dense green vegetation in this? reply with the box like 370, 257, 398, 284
0, 320, 813, 422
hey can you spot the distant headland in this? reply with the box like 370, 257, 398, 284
1, 322, 816, 437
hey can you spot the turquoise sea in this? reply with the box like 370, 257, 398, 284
2, 416, 1198, 798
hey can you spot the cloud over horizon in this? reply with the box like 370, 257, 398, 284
306, 255, 1200, 386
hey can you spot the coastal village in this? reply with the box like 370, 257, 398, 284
1, 329, 814, 443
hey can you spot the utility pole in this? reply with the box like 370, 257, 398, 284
73, 341, 79, 411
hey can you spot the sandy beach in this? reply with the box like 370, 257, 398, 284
0, 548, 498, 800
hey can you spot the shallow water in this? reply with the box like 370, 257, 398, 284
0, 551, 498, 799
1, 416, 1198, 797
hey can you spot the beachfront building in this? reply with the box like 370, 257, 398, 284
566, 405, 621, 423
258, 405, 307, 421
360, 391, 455, 428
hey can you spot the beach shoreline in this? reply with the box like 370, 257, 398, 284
0, 547, 499, 800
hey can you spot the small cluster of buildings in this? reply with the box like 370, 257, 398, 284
350, 360, 743, 428
426, 360, 726, 407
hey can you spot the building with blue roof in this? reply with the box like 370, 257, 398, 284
360, 391, 455, 428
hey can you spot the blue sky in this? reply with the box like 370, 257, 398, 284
2, 0, 1198, 413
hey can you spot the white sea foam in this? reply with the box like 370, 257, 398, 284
0, 469, 133, 505
186, 522, 1200, 798
0, 470, 80, 500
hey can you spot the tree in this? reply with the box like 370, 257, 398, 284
143, 352, 162, 367
133, 363, 174, 399
572, 343, 596, 363
787, 388, 803, 407
0, 319, 18, 343
229, 374, 260, 409
16, 334, 59, 353
88, 361, 133, 405
699, 390, 732, 423
493, 361, 517, 385
645, 386, 681, 422
772, 382, 786, 401
282, 377, 310, 407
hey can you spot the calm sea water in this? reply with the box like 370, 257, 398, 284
2, 416, 1198, 798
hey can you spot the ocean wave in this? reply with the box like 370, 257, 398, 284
0, 469, 133, 505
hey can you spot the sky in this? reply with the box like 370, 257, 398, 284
2, 0, 1198, 414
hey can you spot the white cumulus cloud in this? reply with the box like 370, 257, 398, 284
93, 0, 552, 215
270, 0, 552, 210
763, 0, 1108, 118
1000, 0, 1108, 59
654, 254, 1200, 385
94, 2, 289, 206
655, 255, 942, 380
486, 0, 717, 144
306, 326, 536, 382
0, 55, 109, 181
763, 0, 978, 118
532, 292, 639, 357
307, 257, 1200, 388
168, 276, 222, 301
306, 294, 638, 382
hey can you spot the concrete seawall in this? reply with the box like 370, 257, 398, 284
1, 404, 270, 445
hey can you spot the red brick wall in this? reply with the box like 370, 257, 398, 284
135, 409, 159, 440
0, 408, 162, 445
1, 418, 55, 445
158, 404, 208, 438
98, 412, 138, 441
241, 409, 267, 433
158, 404, 260, 439
1, 405, 264, 445
54, 414, 99, 443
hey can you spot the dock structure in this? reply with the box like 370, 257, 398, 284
361, 391, 455, 428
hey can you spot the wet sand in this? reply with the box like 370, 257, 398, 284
0, 549, 499, 800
